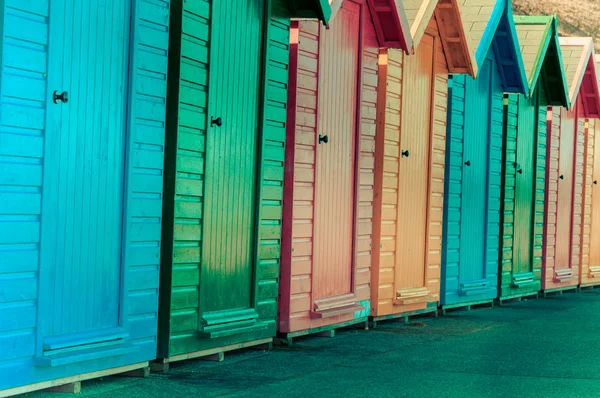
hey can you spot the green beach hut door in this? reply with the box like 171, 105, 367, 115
37, 0, 130, 360
512, 94, 537, 284
198, 1, 265, 337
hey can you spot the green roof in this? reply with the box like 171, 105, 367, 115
513, 15, 570, 107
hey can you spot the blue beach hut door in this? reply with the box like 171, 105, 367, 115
37, 0, 131, 361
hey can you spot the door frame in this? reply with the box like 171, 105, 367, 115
310, 0, 365, 311
36, 0, 134, 355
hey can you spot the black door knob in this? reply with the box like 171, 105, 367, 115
53, 90, 69, 104
464, 160, 471, 166
318, 134, 329, 144
517, 169, 523, 174
210, 116, 222, 127
401, 150, 410, 158
559, 175, 564, 180
594, 180, 597, 185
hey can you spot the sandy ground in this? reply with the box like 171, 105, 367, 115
514, 0, 600, 52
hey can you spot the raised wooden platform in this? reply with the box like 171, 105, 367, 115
439, 299, 495, 315
151, 338, 273, 372
496, 292, 539, 305
542, 285, 579, 297
275, 317, 369, 346
369, 305, 438, 328
0, 362, 149, 397
579, 282, 600, 290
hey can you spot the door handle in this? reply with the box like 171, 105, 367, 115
318, 134, 329, 144
464, 160, 471, 166
517, 168, 523, 174
53, 90, 69, 104
594, 180, 597, 185
559, 175, 564, 180
210, 116, 222, 127
401, 150, 410, 158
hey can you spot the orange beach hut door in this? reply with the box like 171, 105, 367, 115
554, 107, 577, 280
392, 34, 434, 303
311, 1, 360, 314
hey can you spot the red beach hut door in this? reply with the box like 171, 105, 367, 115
589, 120, 600, 273
312, 1, 360, 314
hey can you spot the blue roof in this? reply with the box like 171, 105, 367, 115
474, 0, 528, 95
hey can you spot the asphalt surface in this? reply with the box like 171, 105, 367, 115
21, 289, 600, 397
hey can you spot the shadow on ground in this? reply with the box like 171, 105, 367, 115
21, 290, 600, 397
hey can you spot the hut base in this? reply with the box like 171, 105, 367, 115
151, 338, 273, 372
579, 282, 600, 289
542, 285, 579, 296
274, 317, 369, 346
369, 303, 438, 328
439, 299, 495, 316
496, 291, 539, 305
0, 362, 149, 397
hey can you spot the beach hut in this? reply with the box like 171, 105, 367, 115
576, 55, 600, 288
582, 116, 600, 287
279, 0, 411, 342
369, 1, 473, 324
440, 0, 528, 312
498, 16, 570, 302
583, 69, 600, 286
0, 1, 170, 395
155, 1, 340, 367
543, 37, 600, 293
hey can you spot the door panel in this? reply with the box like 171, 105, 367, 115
555, 109, 576, 270
43, 0, 130, 337
459, 58, 491, 281
313, 2, 360, 300
395, 34, 433, 290
591, 120, 600, 267
514, 95, 536, 273
201, 0, 264, 313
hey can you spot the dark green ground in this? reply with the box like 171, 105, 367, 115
23, 289, 600, 397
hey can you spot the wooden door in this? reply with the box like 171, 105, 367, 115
590, 120, 600, 269
459, 58, 492, 282
200, 0, 264, 325
555, 109, 576, 272
41, 0, 130, 342
513, 95, 536, 274
395, 33, 433, 294
313, 1, 360, 301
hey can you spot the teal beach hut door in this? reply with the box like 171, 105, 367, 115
459, 58, 492, 285
39, 0, 130, 353
0, 0, 169, 389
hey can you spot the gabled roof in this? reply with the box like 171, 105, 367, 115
456, 0, 528, 94
403, 0, 439, 49
288, 0, 413, 52
559, 37, 600, 117
433, 0, 474, 75
513, 15, 570, 107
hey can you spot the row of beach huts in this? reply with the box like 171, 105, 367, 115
1, 0, 600, 395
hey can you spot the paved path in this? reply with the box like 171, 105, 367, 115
23, 289, 600, 397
